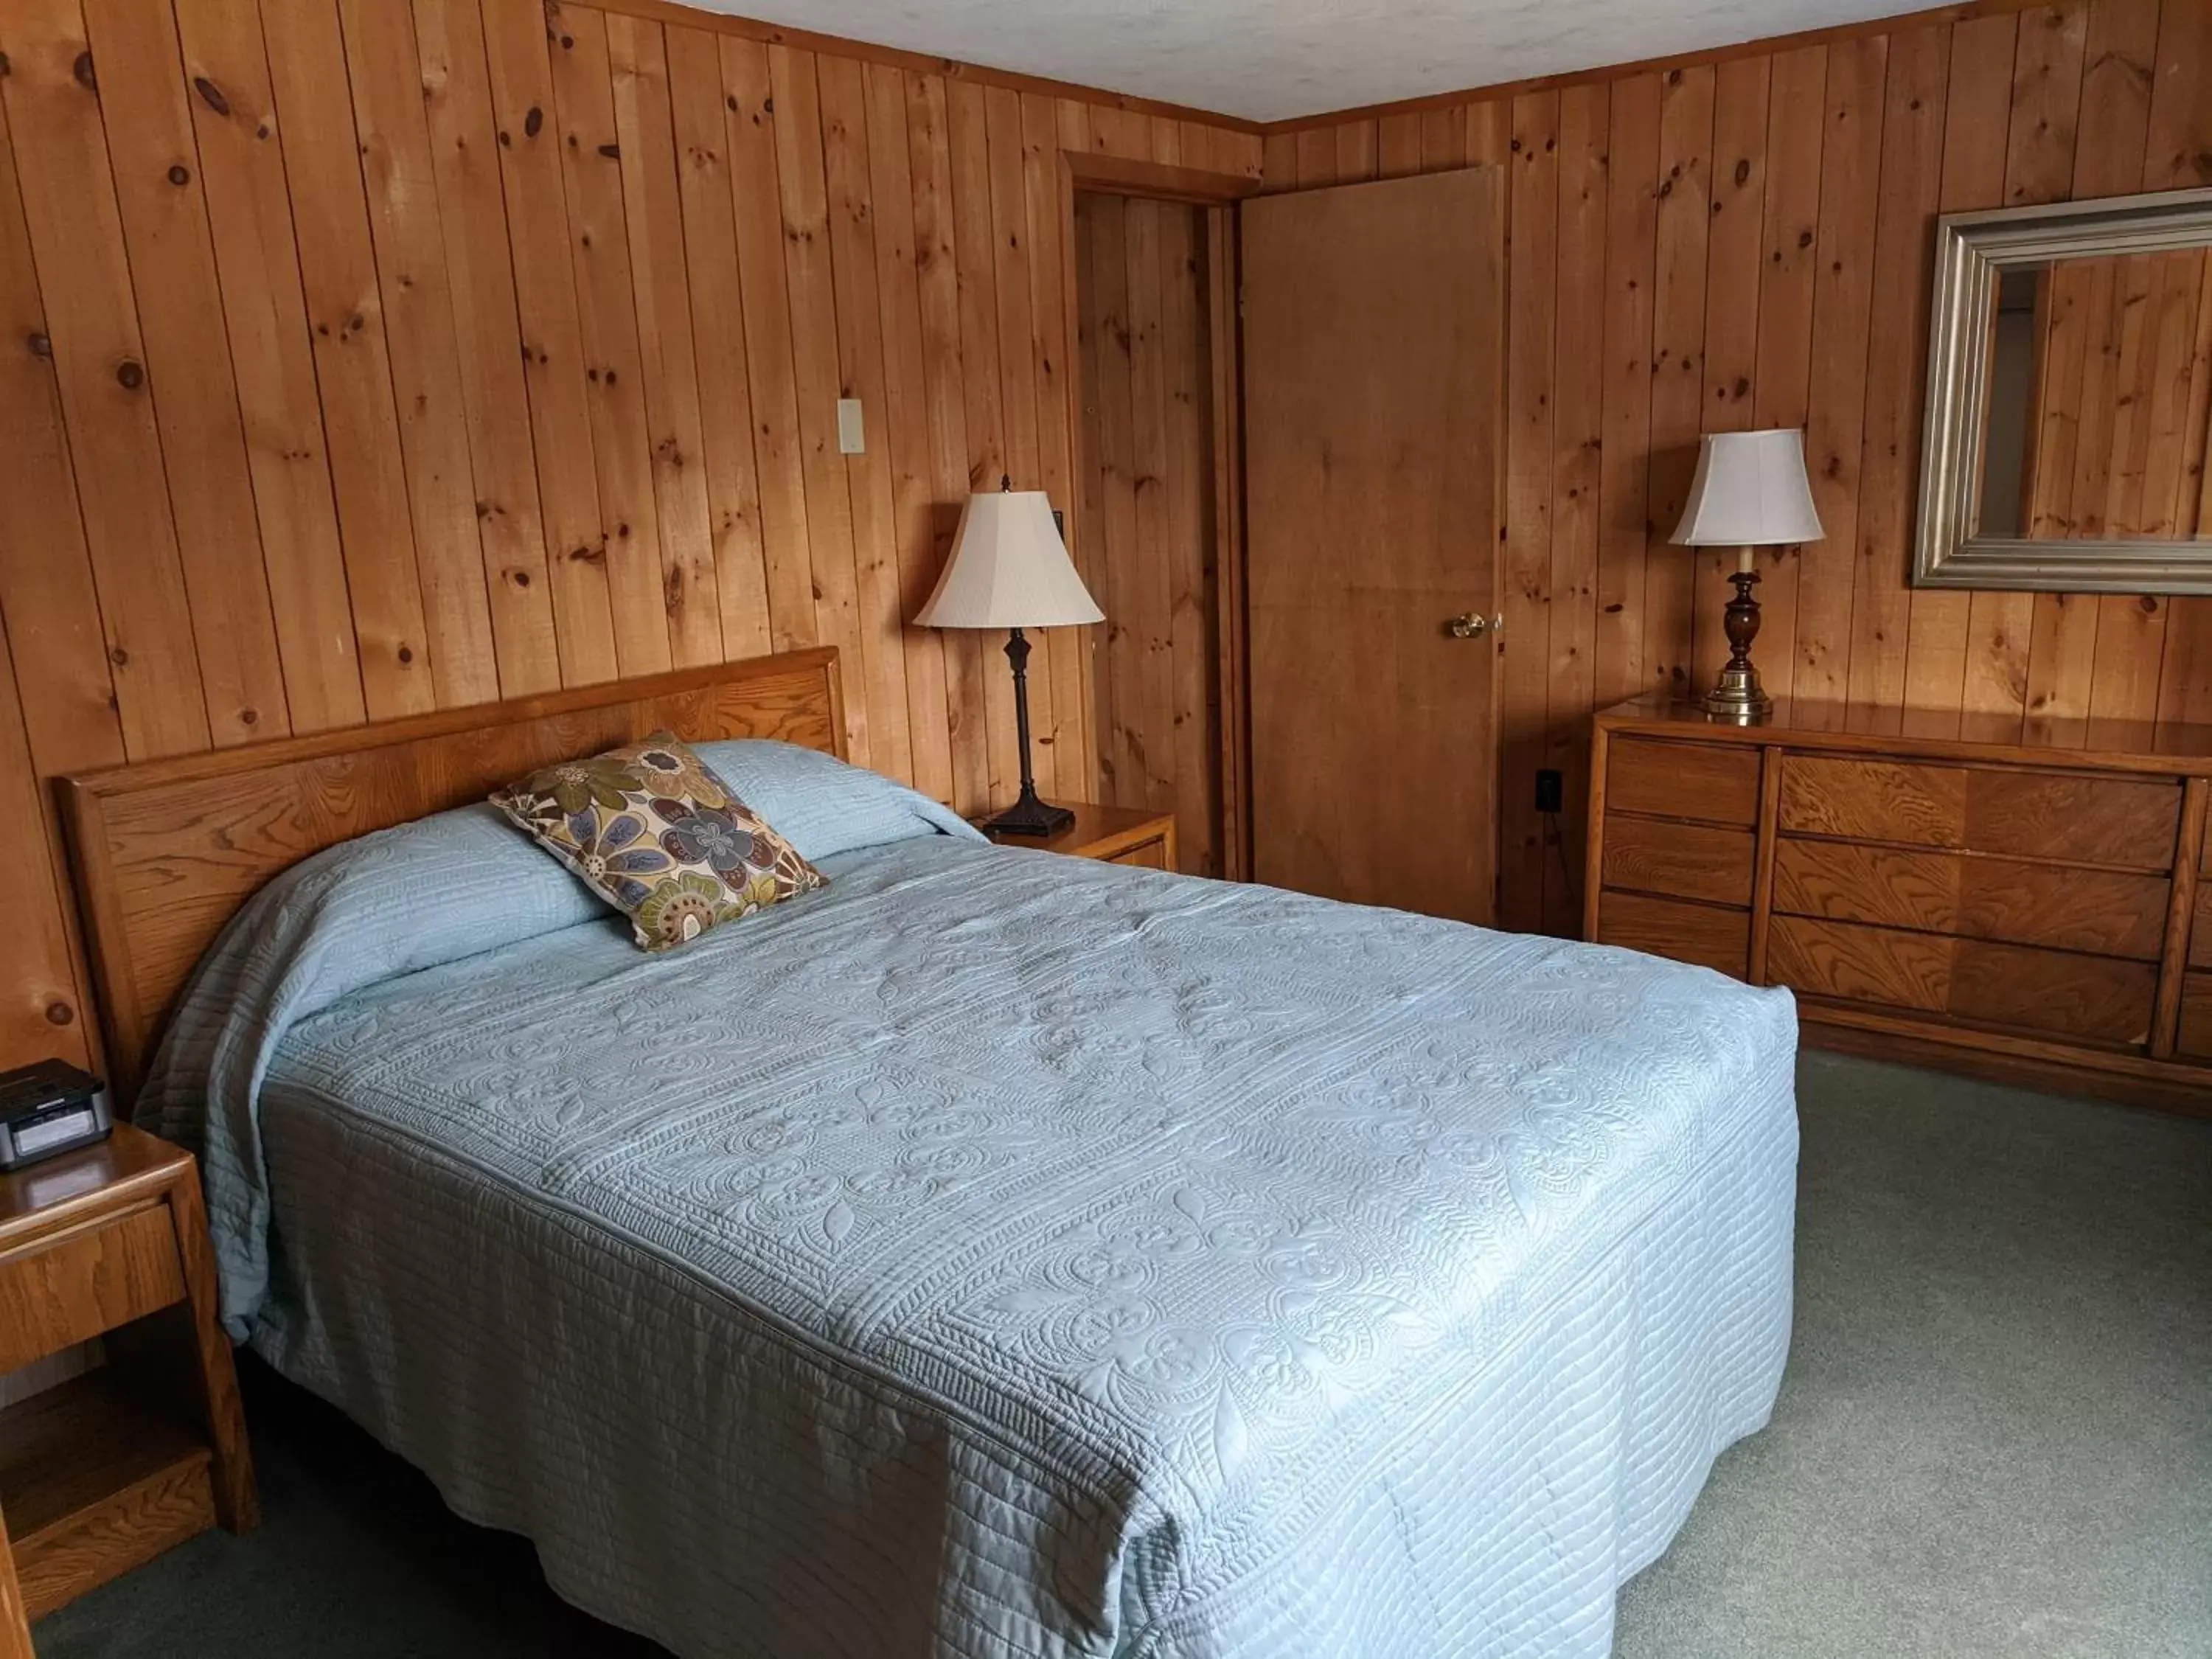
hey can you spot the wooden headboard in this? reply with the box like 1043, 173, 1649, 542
60, 648, 845, 1102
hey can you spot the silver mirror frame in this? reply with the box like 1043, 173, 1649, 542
1913, 186, 2212, 594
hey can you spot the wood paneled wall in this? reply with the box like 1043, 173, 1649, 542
1264, 0, 2212, 938
2024, 248, 2212, 539
0, 0, 1259, 1074
1073, 191, 1222, 876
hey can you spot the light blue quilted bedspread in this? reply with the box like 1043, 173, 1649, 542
143, 808, 1798, 1658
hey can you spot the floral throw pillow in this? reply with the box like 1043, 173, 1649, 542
490, 732, 826, 951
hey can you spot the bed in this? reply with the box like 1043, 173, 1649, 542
63, 648, 1798, 1659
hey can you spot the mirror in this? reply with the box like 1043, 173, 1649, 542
1915, 188, 2212, 593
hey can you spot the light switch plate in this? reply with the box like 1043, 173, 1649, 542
836, 397, 864, 454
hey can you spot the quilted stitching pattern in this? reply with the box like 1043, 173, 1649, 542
170, 838, 1798, 1657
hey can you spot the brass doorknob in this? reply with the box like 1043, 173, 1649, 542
1445, 612, 1489, 639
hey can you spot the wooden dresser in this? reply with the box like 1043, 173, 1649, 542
1585, 695, 2212, 1113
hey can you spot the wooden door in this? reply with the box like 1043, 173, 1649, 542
1241, 169, 1504, 922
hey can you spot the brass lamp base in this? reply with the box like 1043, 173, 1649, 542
1703, 664, 1773, 724
1704, 563, 1773, 725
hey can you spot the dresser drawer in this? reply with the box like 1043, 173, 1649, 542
2177, 973, 2212, 1060
2189, 883, 2212, 970
1606, 737, 1761, 827
1602, 816, 1756, 907
1595, 891, 1750, 979
1777, 754, 2181, 871
1768, 915, 2157, 1046
1773, 840, 2170, 960
0, 1204, 185, 1374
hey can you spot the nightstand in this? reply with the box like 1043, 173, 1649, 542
0, 1124, 257, 1628
975, 804, 1178, 871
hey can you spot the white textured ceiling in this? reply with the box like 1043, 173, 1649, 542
701, 0, 1913, 122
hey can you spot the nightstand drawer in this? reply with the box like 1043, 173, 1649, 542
0, 1205, 184, 1373
1106, 836, 1171, 870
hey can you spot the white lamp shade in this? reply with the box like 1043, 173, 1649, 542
1670, 429, 1825, 546
914, 491, 1105, 629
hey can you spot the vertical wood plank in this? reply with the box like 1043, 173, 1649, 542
1, 0, 213, 756
173, 0, 366, 734
0, 611, 88, 1065
821, 53, 915, 785
1904, 11, 2020, 727
1692, 56, 1770, 691
412, 0, 561, 698
1595, 74, 1660, 710
1467, 100, 1511, 168
660, 24, 768, 666
1293, 125, 1336, 188
1334, 118, 1378, 184
769, 45, 870, 763
2144, 0, 2211, 189
264, 0, 437, 719
2075, 0, 2168, 725
1745, 46, 1827, 704
867, 62, 953, 804
947, 77, 1010, 801
1122, 196, 1178, 813
1086, 191, 1142, 807
721, 35, 817, 654
1545, 83, 1607, 934
1206, 204, 1247, 877
1702, 58, 1770, 439
1089, 105, 1148, 162
1500, 90, 1559, 933
1158, 198, 1215, 874
984, 85, 1054, 796
479, 0, 618, 687
0, 86, 125, 780
1847, 24, 1951, 731
605, 12, 724, 669
1023, 90, 1094, 802
1421, 104, 1466, 170
908, 72, 987, 811
1378, 111, 1422, 178
2000, 3, 2096, 740
1642, 66, 1715, 705
341, 0, 502, 708
1073, 183, 1116, 801
0, 86, 118, 1060
661, 35, 771, 663
84, 0, 291, 745
546, 7, 674, 680
1792, 35, 1888, 716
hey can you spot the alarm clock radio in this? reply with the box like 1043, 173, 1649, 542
0, 1060, 114, 1173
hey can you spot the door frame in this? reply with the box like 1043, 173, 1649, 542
1056, 152, 1263, 879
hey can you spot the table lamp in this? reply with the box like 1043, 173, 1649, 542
1671, 428, 1824, 722
916, 482, 1104, 835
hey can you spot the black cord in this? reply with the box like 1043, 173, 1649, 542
1543, 810, 1579, 914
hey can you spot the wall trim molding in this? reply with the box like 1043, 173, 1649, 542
570, 0, 1266, 133
1251, 0, 2050, 135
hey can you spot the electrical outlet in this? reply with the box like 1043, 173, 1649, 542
1534, 769, 1563, 813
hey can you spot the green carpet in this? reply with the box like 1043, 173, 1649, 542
31, 1052, 2211, 1658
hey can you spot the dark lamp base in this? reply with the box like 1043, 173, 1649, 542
984, 787, 1075, 837
1705, 563, 1774, 725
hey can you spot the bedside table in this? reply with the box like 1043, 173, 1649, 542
975, 804, 1178, 871
0, 1123, 257, 1628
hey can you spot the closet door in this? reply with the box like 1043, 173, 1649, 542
1241, 168, 1504, 924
